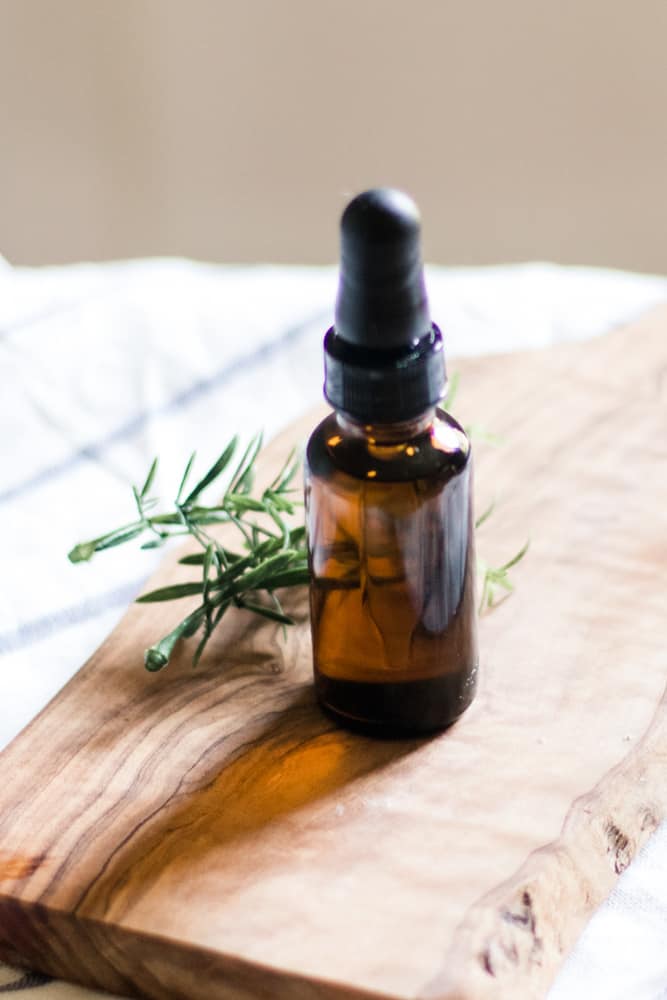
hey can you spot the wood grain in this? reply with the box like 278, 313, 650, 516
1, 307, 666, 999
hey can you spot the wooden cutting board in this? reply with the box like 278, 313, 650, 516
1, 307, 666, 1000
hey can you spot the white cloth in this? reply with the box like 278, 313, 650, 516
1, 257, 666, 998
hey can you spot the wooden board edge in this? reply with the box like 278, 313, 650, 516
0, 898, 397, 1000
419, 683, 667, 999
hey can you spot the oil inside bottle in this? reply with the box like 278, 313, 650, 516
305, 408, 478, 736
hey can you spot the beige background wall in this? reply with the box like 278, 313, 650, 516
1, 0, 666, 271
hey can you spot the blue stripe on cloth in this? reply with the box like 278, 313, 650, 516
0, 578, 146, 655
0, 308, 328, 507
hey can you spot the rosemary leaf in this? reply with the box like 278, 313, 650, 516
260, 567, 311, 589
179, 548, 243, 566
192, 628, 211, 669
267, 447, 299, 493
202, 542, 214, 605
229, 551, 299, 593
137, 582, 207, 603
229, 432, 263, 495
184, 436, 238, 506
499, 539, 530, 572
140, 457, 159, 499
93, 526, 145, 553
225, 494, 267, 512
237, 600, 295, 626
176, 451, 197, 504
475, 501, 495, 530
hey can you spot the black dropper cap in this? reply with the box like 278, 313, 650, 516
324, 188, 446, 423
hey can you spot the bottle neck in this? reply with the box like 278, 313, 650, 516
323, 325, 446, 425
335, 407, 436, 443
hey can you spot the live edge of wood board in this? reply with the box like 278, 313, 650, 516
1, 308, 667, 1000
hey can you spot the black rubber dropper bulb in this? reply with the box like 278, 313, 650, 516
324, 188, 446, 423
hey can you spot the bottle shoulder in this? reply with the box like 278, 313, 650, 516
305, 409, 471, 485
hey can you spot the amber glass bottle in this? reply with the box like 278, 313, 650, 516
304, 190, 478, 736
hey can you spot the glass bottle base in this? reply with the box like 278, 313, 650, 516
315, 670, 476, 739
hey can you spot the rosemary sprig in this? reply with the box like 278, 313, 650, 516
69, 433, 309, 671
476, 538, 530, 613
69, 418, 528, 671
475, 496, 529, 612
